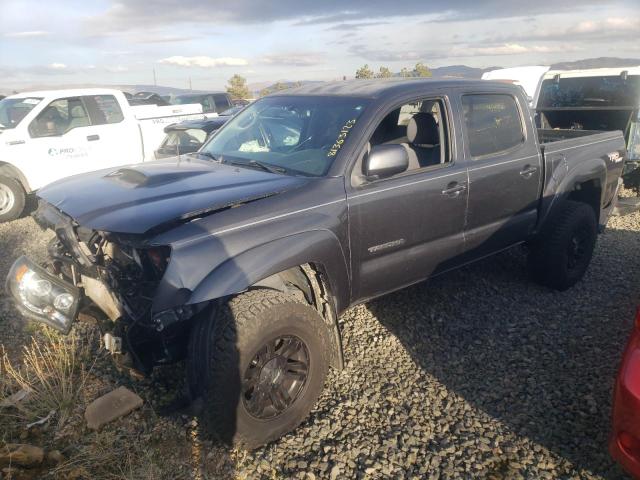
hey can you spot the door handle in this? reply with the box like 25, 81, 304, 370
87, 135, 100, 141
441, 182, 467, 196
519, 165, 538, 178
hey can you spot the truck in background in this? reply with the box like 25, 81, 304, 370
0, 88, 207, 222
534, 67, 640, 190
482, 66, 550, 106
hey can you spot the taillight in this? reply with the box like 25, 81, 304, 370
635, 307, 640, 331
619, 431, 640, 459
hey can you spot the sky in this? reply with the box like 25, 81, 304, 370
0, 0, 639, 91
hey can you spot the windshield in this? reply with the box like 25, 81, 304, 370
0, 97, 42, 129
200, 96, 369, 176
539, 75, 640, 108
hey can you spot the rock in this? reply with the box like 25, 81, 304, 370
46, 450, 64, 465
85, 386, 143, 430
0, 389, 30, 408
0, 444, 44, 467
330, 465, 341, 480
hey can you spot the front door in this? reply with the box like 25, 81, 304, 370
347, 96, 469, 302
24, 96, 98, 189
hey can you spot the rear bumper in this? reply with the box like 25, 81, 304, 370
610, 321, 640, 478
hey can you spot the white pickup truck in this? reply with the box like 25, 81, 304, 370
0, 88, 206, 221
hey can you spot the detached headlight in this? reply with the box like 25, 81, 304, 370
6, 256, 80, 334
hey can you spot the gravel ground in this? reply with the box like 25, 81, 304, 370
1, 209, 638, 479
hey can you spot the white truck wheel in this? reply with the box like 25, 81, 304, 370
0, 176, 26, 223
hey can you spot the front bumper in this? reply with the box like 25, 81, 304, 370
6, 256, 81, 334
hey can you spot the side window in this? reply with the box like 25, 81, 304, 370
84, 95, 124, 125
201, 96, 215, 113
367, 98, 450, 174
213, 94, 231, 113
29, 97, 90, 138
461, 94, 524, 158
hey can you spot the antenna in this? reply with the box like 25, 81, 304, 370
153, 68, 157, 86
189, 77, 192, 91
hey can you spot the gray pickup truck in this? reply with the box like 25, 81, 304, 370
6, 79, 626, 447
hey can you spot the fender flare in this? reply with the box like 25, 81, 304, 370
186, 230, 351, 367
538, 156, 607, 231
188, 229, 350, 309
0, 161, 31, 192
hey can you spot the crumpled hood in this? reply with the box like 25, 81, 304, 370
37, 156, 309, 234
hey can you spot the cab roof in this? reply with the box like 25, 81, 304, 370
8, 88, 124, 100
274, 78, 506, 98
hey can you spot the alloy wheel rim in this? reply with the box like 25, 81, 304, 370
242, 335, 310, 420
0, 184, 15, 215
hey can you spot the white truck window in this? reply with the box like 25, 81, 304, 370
84, 95, 124, 125
29, 97, 90, 138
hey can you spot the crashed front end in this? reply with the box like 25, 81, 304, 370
6, 201, 199, 374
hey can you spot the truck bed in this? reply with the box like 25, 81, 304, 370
537, 128, 605, 144
538, 128, 624, 155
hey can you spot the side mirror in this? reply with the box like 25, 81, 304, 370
363, 144, 409, 179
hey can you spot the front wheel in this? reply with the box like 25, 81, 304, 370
0, 176, 26, 223
528, 200, 597, 291
187, 289, 330, 448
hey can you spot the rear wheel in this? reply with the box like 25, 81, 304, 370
187, 289, 330, 448
528, 200, 597, 291
0, 176, 25, 223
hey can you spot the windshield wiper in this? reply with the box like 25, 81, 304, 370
197, 151, 219, 162
225, 158, 286, 175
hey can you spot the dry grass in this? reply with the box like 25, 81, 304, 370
0, 327, 239, 479
0, 329, 98, 430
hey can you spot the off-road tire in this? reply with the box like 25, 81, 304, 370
528, 200, 597, 291
0, 176, 25, 223
187, 289, 330, 448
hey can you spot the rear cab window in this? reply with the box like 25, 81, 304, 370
84, 95, 124, 125
461, 94, 525, 158
213, 94, 231, 113
163, 128, 208, 148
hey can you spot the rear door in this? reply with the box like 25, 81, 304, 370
347, 95, 469, 302
460, 92, 542, 259
83, 94, 141, 169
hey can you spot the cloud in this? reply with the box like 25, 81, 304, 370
348, 42, 580, 62
135, 35, 200, 44
84, 0, 627, 33
457, 43, 579, 57
325, 21, 389, 32
260, 53, 325, 66
48, 63, 67, 70
106, 65, 128, 73
488, 17, 640, 43
158, 56, 249, 68
4, 30, 49, 38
